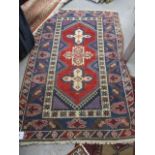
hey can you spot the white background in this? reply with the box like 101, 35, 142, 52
0, 0, 155, 154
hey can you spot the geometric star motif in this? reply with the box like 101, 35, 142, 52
67, 118, 86, 129
62, 68, 92, 91
63, 46, 93, 66
67, 28, 91, 44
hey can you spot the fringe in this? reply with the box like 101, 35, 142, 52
20, 138, 135, 146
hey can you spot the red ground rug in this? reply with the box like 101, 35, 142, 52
19, 10, 135, 144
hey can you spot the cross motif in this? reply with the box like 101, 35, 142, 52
63, 46, 93, 66
62, 68, 92, 91
67, 29, 91, 44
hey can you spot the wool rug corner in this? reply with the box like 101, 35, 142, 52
19, 10, 135, 144
21, 0, 70, 32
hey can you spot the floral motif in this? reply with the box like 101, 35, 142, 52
96, 131, 103, 138
108, 73, 121, 83
83, 131, 90, 138
67, 118, 87, 129
26, 103, 42, 117
31, 120, 48, 130
36, 131, 44, 139
111, 131, 118, 138
51, 131, 58, 139
67, 131, 74, 139
111, 102, 127, 115
38, 51, 50, 59
32, 73, 47, 84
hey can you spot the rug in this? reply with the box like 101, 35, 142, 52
82, 144, 102, 155
71, 142, 135, 155
21, 0, 70, 32
83, 143, 134, 155
19, 10, 135, 144
100, 143, 135, 155
67, 144, 90, 155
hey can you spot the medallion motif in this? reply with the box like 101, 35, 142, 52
63, 68, 92, 91
67, 28, 91, 44
63, 46, 93, 66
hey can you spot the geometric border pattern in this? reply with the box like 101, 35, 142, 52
42, 17, 63, 118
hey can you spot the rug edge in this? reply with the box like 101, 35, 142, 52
19, 138, 135, 146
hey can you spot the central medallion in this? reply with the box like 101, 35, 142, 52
63, 46, 93, 66
62, 68, 92, 91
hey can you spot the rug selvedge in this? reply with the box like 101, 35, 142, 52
19, 10, 135, 143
